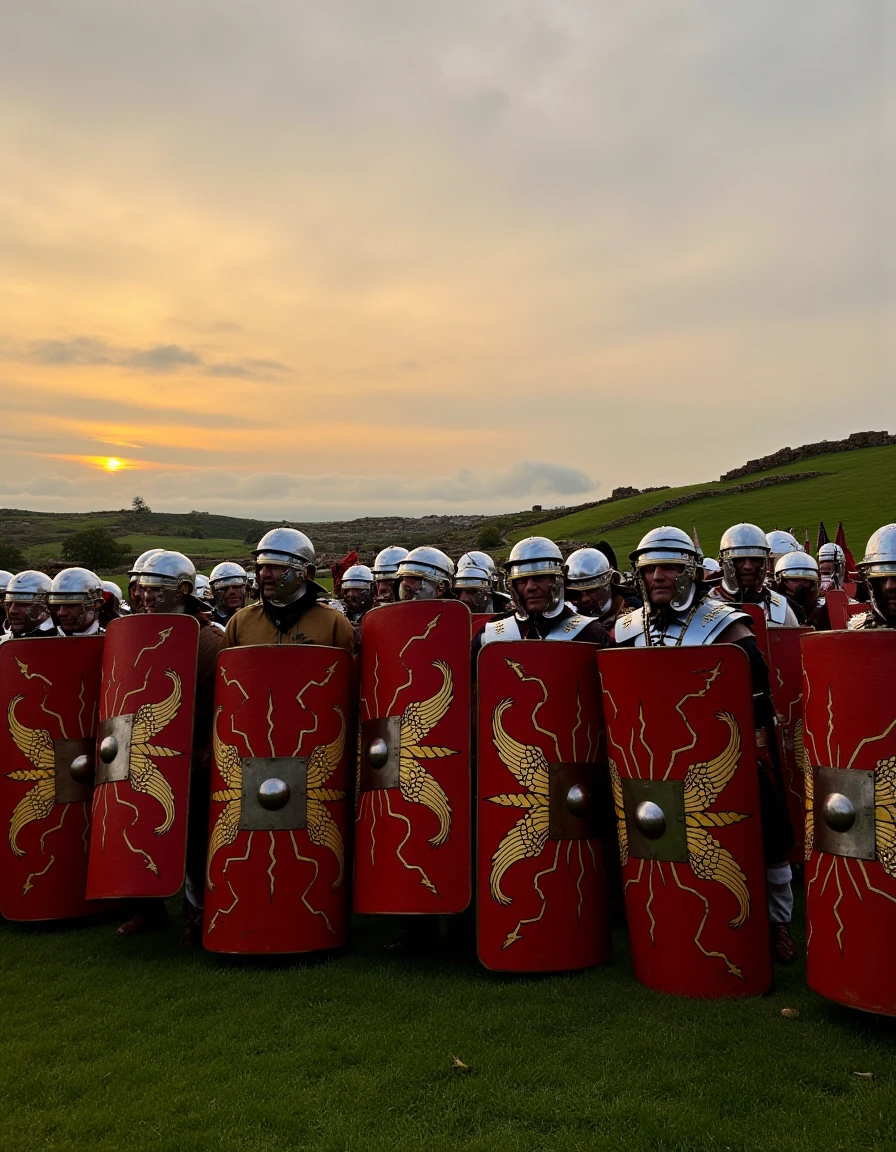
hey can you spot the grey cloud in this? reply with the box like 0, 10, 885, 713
15, 338, 287, 380
0, 387, 268, 430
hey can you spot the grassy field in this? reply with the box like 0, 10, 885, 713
512, 445, 896, 565
1, 895, 894, 1151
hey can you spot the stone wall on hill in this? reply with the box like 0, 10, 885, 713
720, 431, 894, 482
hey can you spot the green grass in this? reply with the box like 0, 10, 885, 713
513, 445, 896, 565
1, 896, 894, 1151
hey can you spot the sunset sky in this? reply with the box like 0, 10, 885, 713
1, 2, 892, 520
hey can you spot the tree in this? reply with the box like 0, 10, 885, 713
476, 524, 502, 549
0, 538, 27, 573
61, 528, 128, 571
131, 496, 151, 514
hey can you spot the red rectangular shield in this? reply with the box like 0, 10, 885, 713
0, 637, 105, 921
203, 645, 353, 954
598, 645, 771, 998
86, 615, 199, 899
477, 641, 611, 972
353, 600, 472, 915
802, 630, 896, 1015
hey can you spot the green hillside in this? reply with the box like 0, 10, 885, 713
512, 444, 896, 564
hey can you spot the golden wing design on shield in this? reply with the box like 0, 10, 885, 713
486, 697, 550, 906
797, 719, 813, 859
398, 660, 457, 847
682, 709, 751, 929
307, 706, 347, 888
128, 669, 183, 835
6, 695, 56, 856
874, 755, 896, 879
609, 759, 628, 866
206, 707, 244, 889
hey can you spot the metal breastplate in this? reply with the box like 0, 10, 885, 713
615, 599, 746, 647
481, 613, 592, 645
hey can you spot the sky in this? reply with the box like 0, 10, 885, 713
1, 1, 893, 520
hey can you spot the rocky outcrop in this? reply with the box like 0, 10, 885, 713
720, 431, 894, 482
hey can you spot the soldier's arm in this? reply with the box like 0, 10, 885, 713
332, 611, 355, 655
222, 612, 239, 649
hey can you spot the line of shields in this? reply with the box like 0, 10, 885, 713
0, 605, 894, 1013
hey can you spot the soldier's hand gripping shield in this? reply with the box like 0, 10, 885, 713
801, 630, 896, 1015
598, 646, 771, 998
86, 615, 199, 899
203, 645, 352, 954
0, 637, 106, 921
476, 641, 611, 972
767, 626, 813, 862
353, 600, 472, 915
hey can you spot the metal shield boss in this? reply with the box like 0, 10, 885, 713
767, 627, 812, 862
203, 645, 352, 954
353, 600, 472, 915
477, 641, 611, 972
0, 637, 105, 921
598, 646, 771, 998
86, 615, 199, 899
802, 631, 896, 1015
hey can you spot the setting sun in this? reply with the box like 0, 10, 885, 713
104, 457, 123, 472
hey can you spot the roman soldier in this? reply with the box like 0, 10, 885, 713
99, 580, 128, 628
711, 523, 800, 627
773, 552, 826, 629
127, 547, 164, 613
222, 528, 354, 654
564, 546, 639, 629
127, 550, 226, 944
614, 526, 797, 964
339, 564, 375, 624
371, 545, 409, 606
48, 568, 105, 637
208, 562, 248, 627
396, 547, 455, 602
849, 524, 896, 630
0, 571, 56, 643
818, 541, 847, 593
477, 538, 610, 649
192, 574, 216, 615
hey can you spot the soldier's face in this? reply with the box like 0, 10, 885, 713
567, 586, 610, 616
54, 603, 96, 635
456, 587, 489, 612
257, 564, 286, 600
819, 560, 834, 576
7, 601, 47, 635
221, 584, 246, 610
642, 564, 683, 606
733, 557, 765, 588
878, 576, 896, 619
515, 575, 554, 614
375, 579, 396, 603
343, 587, 371, 612
129, 580, 144, 611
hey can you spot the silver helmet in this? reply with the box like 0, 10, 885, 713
453, 562, 492, 612
252, 527, 316, 607
774, 551, 819, 584
340, 564, 374, 591
701, 557, 722, 574
372, 545, 409, 580
565, 547, 612, 590
397, 546, 454, 601
718, 522, 770, 595
209, 561, 248, 588
103, 579, 124, 603
4, 570, 52, 630
629, 526, 698, 611
0, 570, 13, 593
129, 547, 164, 578
138, 550, 196, 614
5, 570, 52, 603
457, 551, 498, 587
766, 530, 803, 566
858, 524, 896, 623
49, 567, 103, 633
505, 537, 565, 617
818, 541, 846, 587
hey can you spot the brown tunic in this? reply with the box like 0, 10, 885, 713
222, 600, 354, 654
